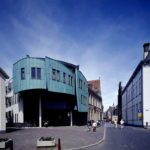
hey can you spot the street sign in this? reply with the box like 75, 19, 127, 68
138, 113, 142, 118
138, 109, 142, 118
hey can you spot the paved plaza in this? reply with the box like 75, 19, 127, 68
0, 125, 104, 150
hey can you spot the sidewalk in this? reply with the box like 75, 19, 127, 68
0, 125, 105, 150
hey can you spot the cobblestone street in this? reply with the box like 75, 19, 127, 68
0, 126, 104, 150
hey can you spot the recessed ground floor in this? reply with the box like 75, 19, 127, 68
6, 90, 87, 127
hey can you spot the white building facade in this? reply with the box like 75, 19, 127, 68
88, 88, 103, 121
122, 43, 150, 127
0, 67, 9, 133
6, 79, 24, 126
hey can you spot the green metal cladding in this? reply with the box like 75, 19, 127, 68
13, 56, 88, 112
75, 69, 88, 112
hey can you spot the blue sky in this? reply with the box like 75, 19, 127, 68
0, 0, 150, 110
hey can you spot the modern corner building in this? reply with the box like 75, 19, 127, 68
121, 43, 150, 128
12, 56, 88, 127
0, 67, 9, 133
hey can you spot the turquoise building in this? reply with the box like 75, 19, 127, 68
13, 56, 88, 126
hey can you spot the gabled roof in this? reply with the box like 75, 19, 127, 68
144, 50, 150, 63
0, 67, 9, 79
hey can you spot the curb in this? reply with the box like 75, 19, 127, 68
65, 124, 106, 150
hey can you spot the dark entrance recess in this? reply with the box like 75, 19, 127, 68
42, 91, 76, 126
22, 90, 80, 126
22, 90, 40, 126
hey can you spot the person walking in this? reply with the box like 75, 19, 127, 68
114, 119, 117, 128
87, 121, 91, 131
92, 122, 97, 132
120, 119, 124, 129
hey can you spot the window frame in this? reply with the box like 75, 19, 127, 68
21, 68, 25, 80
63, 72, 66, 83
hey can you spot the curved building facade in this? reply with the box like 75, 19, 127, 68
13, 56, 88, 126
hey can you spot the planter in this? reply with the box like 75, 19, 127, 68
0, 138, 12, 149
37, 137, 56, 147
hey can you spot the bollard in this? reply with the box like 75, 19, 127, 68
58, 138, 61, 150
9, 140, 13, 150
146, 122, 148, 129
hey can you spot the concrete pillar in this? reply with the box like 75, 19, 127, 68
19, 93, 24, 123
70, 111, 73, 126
39, 95, 42, 127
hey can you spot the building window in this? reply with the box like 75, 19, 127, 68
71, 76, 73, 86
63, 72, 66, 83
37, 68, 41, 79
52, 69, 56, 80
81, 95, 86, 105
68, 75, 71, 85
31, 68, 41, 79
57, 70, 60, 81
81, 95, 83, 104
84, 96, 86, 105
79, 79, 82, 89
31, 67, 36, 79
21, 68, 25, 80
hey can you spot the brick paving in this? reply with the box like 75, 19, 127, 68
0, 126, 104, 150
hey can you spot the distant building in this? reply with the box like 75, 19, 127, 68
118, 82, 123, 124
88, 78, 101, 96
105, 104, 118, 122
0, 67, 9, 133
121, 43, 150, 128
88, 79, 103, 121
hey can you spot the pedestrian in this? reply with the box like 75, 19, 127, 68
114, 119, 117, 128
87, 121, 91, 131
92, 122, 97, 132
44, 120, 49, 127
120, 119, 124, 129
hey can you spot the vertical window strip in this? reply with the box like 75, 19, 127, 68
63, 72, 66, 83
57, 70, 60, 81
31, 67, 36, 79
21, 68, 25, 80
37, 68, 41, 79
52, 69, 56, 80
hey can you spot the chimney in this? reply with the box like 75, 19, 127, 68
143, 43, 150, 59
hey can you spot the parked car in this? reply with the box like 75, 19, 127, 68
105, 119, 110, 122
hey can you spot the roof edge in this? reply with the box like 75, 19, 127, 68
0, 67, 9, 79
